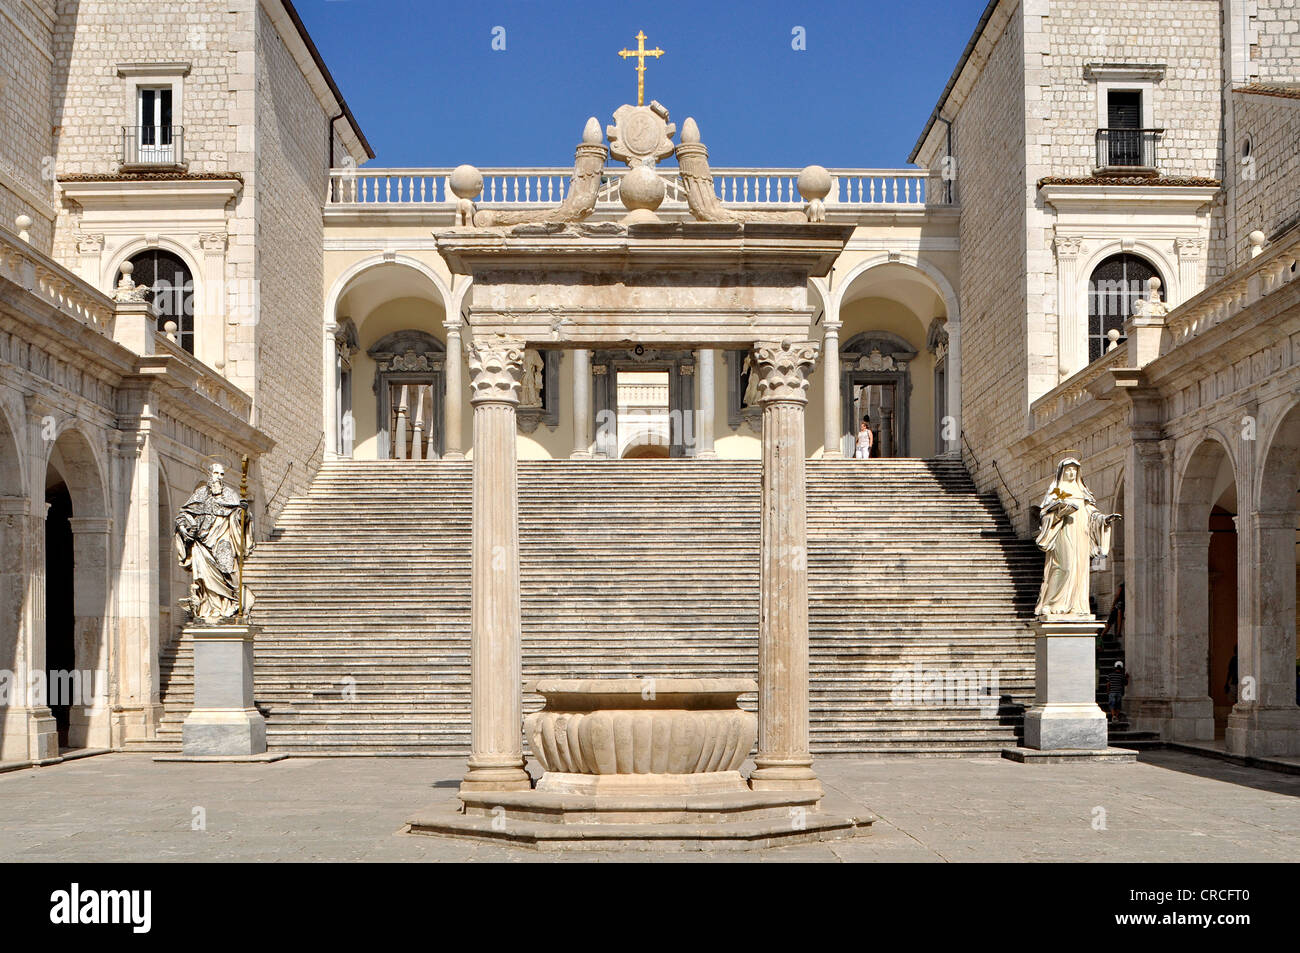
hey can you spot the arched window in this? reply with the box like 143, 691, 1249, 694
1087, 253, 1162, 363
128, 249, 194, 354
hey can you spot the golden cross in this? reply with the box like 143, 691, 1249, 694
618, 30, 664, 106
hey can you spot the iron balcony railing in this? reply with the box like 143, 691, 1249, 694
122, 126, 184, 166
1095, 128, 1162, 171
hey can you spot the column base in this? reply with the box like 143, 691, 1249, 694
0, 707, 59, 762
461, 760, 532, 794
182, 708, 267, 756
694, 450, 718, 460
1023, 703, 1109, 751
442, 451, 466, 461
1126, 695, 1215, 741
1225, 705, 1300, 757
569, 450, 593, 461
821, 449, 843, 460
112, 703, 167, 746
749, 761, 823, 798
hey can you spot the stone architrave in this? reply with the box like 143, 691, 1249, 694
462, 336, 531, 793
749, 339, 822, 795
181, 622, 267, 756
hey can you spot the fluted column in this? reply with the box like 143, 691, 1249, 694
695, 348, 717, 459
821, 321, 842, 458
749, 339, 822, 796
443, 320, 465, 460
462, 336, 531, 792
571, 348, 593, 459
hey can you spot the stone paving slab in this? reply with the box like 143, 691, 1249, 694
0, 751, 1294, 862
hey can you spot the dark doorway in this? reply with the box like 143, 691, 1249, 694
45, 483, 74, 750
1208, 505, 1239, 739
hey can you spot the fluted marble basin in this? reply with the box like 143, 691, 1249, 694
524, 678, 757, 792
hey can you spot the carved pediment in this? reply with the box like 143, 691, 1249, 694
367, 329, 444, 374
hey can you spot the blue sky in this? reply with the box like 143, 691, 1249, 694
297, 0, 988, 169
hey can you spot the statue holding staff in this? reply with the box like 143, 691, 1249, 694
175, 460, 254, 623
1033, 457, 1121, 619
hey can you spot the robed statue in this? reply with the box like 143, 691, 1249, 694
1033, 457, 1121, 619
175, 461, 254, 623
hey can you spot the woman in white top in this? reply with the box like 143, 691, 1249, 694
854, 416, 874, 459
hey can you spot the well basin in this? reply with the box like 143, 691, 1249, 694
524, 678, 757, 781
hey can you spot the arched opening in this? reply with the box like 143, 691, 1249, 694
1255, 402, 1300, 725
1087, 253, 1163, 364
332, 263, 452, 460
43, 429, 109, 752
1174, 438, 1236, 740
833, 262, 950, 458
617, 370, 672, 459
128, 248, 195, 354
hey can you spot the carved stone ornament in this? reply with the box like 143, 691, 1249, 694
752, 339, 819, 404
856, 348, 898, 372
367, 329, 443, 374
1054, 236, 1085, 259
467, 336, 525, 404
472, 118, 608, 228
76, 233, 104, 255
607, 101, 676, 169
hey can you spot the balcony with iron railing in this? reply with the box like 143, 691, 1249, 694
325, 166, 945, 218
1094, 128, 1162, 174
121, 126, 185, 169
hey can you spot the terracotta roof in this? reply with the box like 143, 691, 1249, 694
58, 172, 244, 183
1038, 175, 1220, 188
1233, 83, 1300, 101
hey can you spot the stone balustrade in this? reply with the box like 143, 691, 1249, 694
0, 225, 116, 336
1030, 343, 1127, 432
1163, 229, 1299, 352
327, 167, 936, 210
153, 332, 254, 422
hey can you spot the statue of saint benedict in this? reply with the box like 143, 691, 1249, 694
175, 462, 254, 623
1033, 457, 1121, 619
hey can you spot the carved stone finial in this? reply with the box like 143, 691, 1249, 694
467, 336, 525, 405
681, 117, 700, 144
113, 260, 149, 303
798, 165, 832, 222
752, 339, 819, 405
582, 117, 602, 145
14, 215, 32, 243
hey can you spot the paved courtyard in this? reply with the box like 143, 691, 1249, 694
0, 751, 1295, 862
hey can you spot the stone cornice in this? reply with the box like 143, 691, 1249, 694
58, 176, 243, 213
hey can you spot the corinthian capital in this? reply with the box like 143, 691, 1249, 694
752, 339, 819, 405
467, 336, 525, 405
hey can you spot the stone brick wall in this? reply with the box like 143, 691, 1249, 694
1230, 91, 1300, 267
251, 2, 329, 515
951, 9, 1030, 513
0, 0, 57, 253
1254, 0, 1300, 82
1037, 0, 1223, 181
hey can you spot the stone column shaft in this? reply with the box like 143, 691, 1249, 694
571, 348, 593, 459
463, 337, 531, 792
443, 322, 465, 460
821, 322, 842, 458
696, 348, 717, 459
749, 339, 821, 795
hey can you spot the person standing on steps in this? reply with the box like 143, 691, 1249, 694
854, 415, 874, 459
1107, 661, 1128, 724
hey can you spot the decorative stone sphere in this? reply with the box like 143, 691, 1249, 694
620, 164, 666, 212
119, 260, 135, 277
448, 164, 483, 200
1248, 229, 1266, 247
1147, 276, 1161, 293
164, 321, 178, 337
15, 214, 32, 230
798, 165, 832, 202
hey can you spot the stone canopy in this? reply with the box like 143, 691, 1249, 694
434, 220, 853, 347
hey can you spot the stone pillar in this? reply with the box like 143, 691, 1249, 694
571, 348, 593, 459
1227, 509, 1300, 756
821, 321, 842, 458
1022, 619, 1108, 750
1165, 530, 1216, 740
67, 516, 111, 750
1116, 387, 1174, 735
1054, 237, 1084, 380
695, 348, 717, 460
443, 320, 466, 460
749, 339, 822, 796
110, 405, 164, 746
462, 336, 531, 792
944, 316, 962, 454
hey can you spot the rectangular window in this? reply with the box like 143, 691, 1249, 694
1106, 90, 1143, 166
136, 86, 174, 161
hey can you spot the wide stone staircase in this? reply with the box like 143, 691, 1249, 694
153, 458, 1042, 756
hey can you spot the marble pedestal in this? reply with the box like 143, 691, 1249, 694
180, 623, 267, 757
1018, 619, 1114, 753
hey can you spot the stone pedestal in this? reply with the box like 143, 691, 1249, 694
180, 623, 266, 756
462, 337, 531, 793
1021, 619, 1108, 750
749, 340, 822, 795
